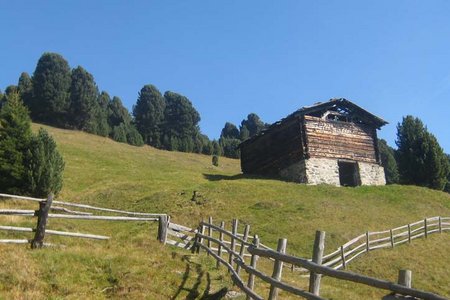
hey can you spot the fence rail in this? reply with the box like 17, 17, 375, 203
162, 216, 449, 300
0, 192, 165, 248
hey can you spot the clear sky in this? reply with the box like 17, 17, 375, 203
1, 1, 449, 152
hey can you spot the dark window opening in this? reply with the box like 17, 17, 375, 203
338, 161, 361, 187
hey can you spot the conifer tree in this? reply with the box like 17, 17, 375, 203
378, 139, 399, 184
133, 84, 165, 147
69, 66, 99, 132
31, 53, 71, 126
18, 72, 33, 108
28, 128, 65, 197
0, 92, 32, 193
396, 116, 449, 190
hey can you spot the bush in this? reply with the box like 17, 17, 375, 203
212, 155, 219, 167
27, 128, 65, 197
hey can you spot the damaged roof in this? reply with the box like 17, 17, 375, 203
240, 98, 388, 147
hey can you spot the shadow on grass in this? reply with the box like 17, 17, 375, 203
171, 255, 228, 300
203, 173, 282, 182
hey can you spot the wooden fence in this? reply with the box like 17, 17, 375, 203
320, 216, 450, 270
160, 216, 449, 300
0, 193, 165, 248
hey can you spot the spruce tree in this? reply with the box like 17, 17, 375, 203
378, 139, 399, 184
221, 122, 240, 139
95, 91, 111, 137
32, 53, 71, 126
0, 92, 32, 193
69, 66, 99, 132
28, 128, 65, 197
240, 113, 266, 137
162, 91, 200, 152
396, 116, 449, 190
133, 84, 166, 147
18, 72, 33, 108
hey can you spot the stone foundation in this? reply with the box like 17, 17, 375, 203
358, 161, 386, 185
279, 157, 386, 186
305, 158, 340, 185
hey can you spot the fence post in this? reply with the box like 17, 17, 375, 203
340, 246, 346, 269
197, 223, 205, 254
247, 235, 260, 300
207, 216, 212, 256
424, 218, 428, 238
228, 219, 238, 271
390, 229, 394, 248
31, 193, 53, 249
268, 238, 287, 300
408, 224, 411, 243
398, 269, 412, 288
157, 215, 169, 244
236, 224, 250, 275
217, 221, 225, 268
439, 217, 442, 233
309, 230, 325, 295
365, 231, 370, 252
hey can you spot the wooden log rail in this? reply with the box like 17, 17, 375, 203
0, 225, 109, 240
0, 193, 164, 217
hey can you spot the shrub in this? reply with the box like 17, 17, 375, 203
212, 155, 219, 167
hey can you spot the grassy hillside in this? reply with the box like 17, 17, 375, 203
0, 124, 449, 299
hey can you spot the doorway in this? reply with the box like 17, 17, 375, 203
338, 161, 361, 187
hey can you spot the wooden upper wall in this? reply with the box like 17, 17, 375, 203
240, 118, 303, 174
304, 115, 378, 163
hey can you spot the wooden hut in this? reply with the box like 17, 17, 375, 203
239, 98, 388, 186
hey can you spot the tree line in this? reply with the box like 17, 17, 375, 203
0, 52, 268, 157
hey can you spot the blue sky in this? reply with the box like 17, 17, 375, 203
1, 1, 449, 152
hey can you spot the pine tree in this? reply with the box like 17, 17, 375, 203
18, 72, 33, 108
378, 139, 399, 184
0, 92, 33, 193
240, 113, 266, 137
220, 122, 240, 139
133, 84, 166, 148
95, 91, 111, 137
396, 116, 449, 190
28, 128, 65, 197
162, 91, 201, 152
31, 53, 71, 126
69, 66, 99, 132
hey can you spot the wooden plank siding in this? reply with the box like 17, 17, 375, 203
304, 115, 378, 163
240, 118, 304, 174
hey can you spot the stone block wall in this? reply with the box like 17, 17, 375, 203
358, 161, 386, 185
279, 157, 386, 186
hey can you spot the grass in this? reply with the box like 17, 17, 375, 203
0, 123, 449, 299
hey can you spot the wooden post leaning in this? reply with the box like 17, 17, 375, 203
157, 214, 169, 244
247, 235, 260, 300
268, 238, 287, 300
236, 224, 250, 275
217, 221, 225, 268
309, 230, 326, 296
365, 231, 370, 252
31, 194, 53, 249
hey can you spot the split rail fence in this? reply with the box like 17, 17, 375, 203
158, 216, 449, 300
0, 193, 165, 248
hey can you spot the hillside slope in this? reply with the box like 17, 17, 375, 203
0, 124, 449, 299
